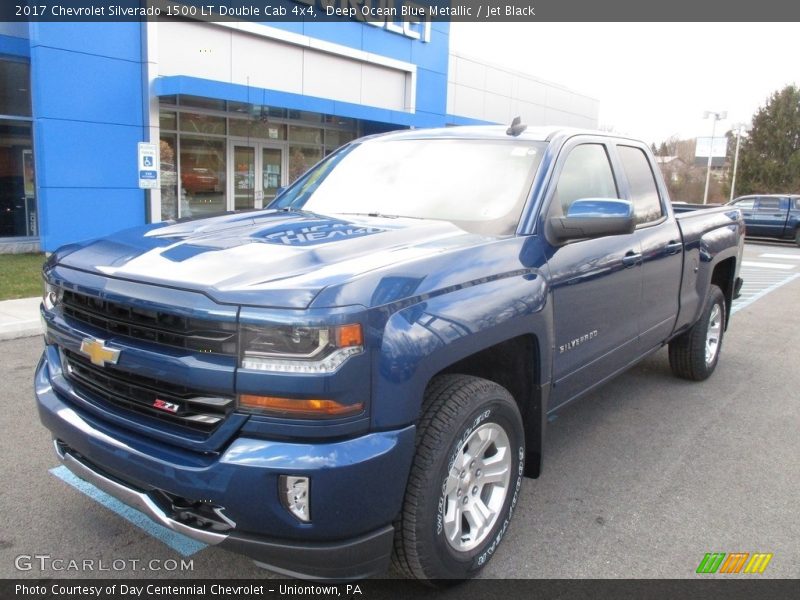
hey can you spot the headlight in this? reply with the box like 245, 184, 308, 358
240, 323, 363, 374
42, 280, 62, 311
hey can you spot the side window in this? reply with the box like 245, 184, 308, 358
794, 198, 800, 210
618, 145, 663, 225
734, 198, 755, 210
552, 144, 617, 216
756, 197, 781, 211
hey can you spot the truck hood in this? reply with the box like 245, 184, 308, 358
56, 210, 498, 309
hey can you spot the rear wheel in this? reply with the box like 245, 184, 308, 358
669, 284, 726, 381
393, 374, 525, 583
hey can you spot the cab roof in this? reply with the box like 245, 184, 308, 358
361, 125, 646, 145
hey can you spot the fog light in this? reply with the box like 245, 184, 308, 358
280, 475, 310, 522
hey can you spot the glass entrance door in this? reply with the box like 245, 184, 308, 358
232, 145, 256, 210
229, 142, 284, 211
261, 147, 283, 205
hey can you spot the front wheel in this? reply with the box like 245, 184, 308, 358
392, 375, 525, 583
669, 284, 726, 381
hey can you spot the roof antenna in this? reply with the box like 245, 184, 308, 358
506, 116, 527, 136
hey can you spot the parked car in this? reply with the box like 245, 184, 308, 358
728, 194, 800, 245
36, 126, 744, 582
181, 167, 220, 194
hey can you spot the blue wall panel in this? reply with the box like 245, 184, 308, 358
30, 22, 146, 252
31, 48, 143, 125
30, 22, 142, 62
38, 188, 145, 250
34, 120, 142, 189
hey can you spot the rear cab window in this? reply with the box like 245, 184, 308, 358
734, 198, 755, 210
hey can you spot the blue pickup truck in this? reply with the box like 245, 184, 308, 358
36, 126, 744, 582
729, 194, 800, 245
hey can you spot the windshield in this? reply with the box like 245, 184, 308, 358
271, 138, 546, 235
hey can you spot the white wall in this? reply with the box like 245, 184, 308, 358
157, 21, 414, 112
447, 51, 599, 128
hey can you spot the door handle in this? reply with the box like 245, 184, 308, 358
665, 240, 683, 255
622, 251, 642, 267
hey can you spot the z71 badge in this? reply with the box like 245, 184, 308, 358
153, 398, 180, 414
559, 330, 599, 353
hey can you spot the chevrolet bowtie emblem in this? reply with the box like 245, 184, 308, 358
79, 338, 121, 367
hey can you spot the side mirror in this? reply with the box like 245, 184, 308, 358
547, 198, 635, 244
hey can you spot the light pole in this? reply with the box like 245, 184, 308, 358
702, 110, 727, 204
729, 122, 746, 202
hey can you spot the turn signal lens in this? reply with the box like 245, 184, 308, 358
238, 395, 364, 418
336, 323, 363, 348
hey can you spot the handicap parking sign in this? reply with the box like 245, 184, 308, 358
137, 142, 159, 189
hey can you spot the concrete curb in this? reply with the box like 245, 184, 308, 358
0, 297, 42, 341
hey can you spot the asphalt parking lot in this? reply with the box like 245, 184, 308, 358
1, 240, 798, 581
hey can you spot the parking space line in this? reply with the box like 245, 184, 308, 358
759, 253, 800, 260
732, 273, 800, 314
741, 261, 795, 270
50, 466, 207, 557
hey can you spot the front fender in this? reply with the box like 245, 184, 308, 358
370, 272, 552, 430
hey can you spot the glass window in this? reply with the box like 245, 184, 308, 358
179, 136, 226, 218
756, 197, 781, 210
618, 145, 663, 224
278, 140, 545, 236
324, 115, 355, 128
288, 110, 321, 122
228, 119, 286, 140
159, 134, 178, 221
325, 129, 355, 148
0, 119, 36, 237
159, 111, 177, 131
179, 112, 226, 136
552, 144, 618, 217
289, 146, 323, 183
289, 126, 323, 145
159, 95, 178, 106
0, 60, 32, 117
733, 198, 755, 210
180, 95, 226, 111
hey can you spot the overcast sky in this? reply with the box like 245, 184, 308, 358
450, 22, 798, 145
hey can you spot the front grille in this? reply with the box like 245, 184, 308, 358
61, 290, 237, 355
62, 349, 234, 432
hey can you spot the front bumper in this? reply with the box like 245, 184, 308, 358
36, 352, 415, 579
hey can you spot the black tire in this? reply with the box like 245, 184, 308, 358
392, 374, 525, 583
669, 284, 726, 381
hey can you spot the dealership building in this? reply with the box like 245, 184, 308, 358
0, 17, 598, 253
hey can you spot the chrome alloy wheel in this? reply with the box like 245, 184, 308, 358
705, 303, 722, 365
442, 422, 512, 552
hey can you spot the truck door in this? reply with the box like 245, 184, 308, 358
615, 144, 683, 351
750, 197, 788, 237
543, 140, 643, 409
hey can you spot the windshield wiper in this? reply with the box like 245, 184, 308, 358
335, 212, 427, 220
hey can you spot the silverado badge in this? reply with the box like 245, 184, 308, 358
79, 338, 121, 367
